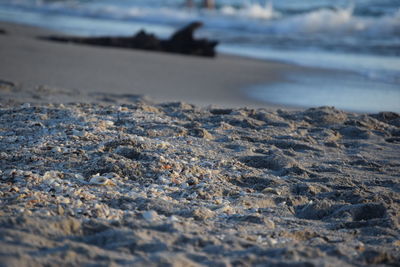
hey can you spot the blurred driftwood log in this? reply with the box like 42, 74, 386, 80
42, 22, 218, 58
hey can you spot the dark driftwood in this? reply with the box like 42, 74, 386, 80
41, 22, 218, 57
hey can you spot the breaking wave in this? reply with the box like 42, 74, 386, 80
2, 0, 400, 39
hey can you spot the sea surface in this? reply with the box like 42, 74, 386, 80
0, 0, 399, 112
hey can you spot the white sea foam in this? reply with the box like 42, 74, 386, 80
270, 6, 400, 36
2, 0, 399, 38
221, 2, 279, 20
272, 6, 355, 34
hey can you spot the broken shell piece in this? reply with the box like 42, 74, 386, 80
89, 175, 116, 186
10, 186, 20, 193
43, 171, 63, 180
262, 187, 281, 195
73, 173, 85, 180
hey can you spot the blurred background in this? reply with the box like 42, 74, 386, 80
0, 0, 399, 112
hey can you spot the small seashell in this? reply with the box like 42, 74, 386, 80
261, 187, 280, 195
89, 175, 116, 186
136, 136, 145, 142
104, 120, 114, 127
158, 141, 170, 149
43, 171, 63, 180
73, 173, 85, 180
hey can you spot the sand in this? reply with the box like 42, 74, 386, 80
0, 101, 399, 266
0, 22, 399, 267
0, 21, 340, 109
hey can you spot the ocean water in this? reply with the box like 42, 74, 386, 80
0, 0, 399, 112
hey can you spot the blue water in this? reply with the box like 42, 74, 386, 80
0, 0, 399, 112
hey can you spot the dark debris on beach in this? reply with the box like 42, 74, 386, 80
41, 22, 218, 58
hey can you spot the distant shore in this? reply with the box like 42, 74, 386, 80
0, 21, 335, 109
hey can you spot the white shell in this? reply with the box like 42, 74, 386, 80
43, 171, 62, 180
89, 175, 116, 186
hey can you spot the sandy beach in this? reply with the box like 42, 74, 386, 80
0, 21, 399, 266
0, 21, 338, 109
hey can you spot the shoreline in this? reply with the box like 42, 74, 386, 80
0, 21, 341, 110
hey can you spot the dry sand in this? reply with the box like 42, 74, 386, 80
0, 22, 400, 267
0, 101, 399, 266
